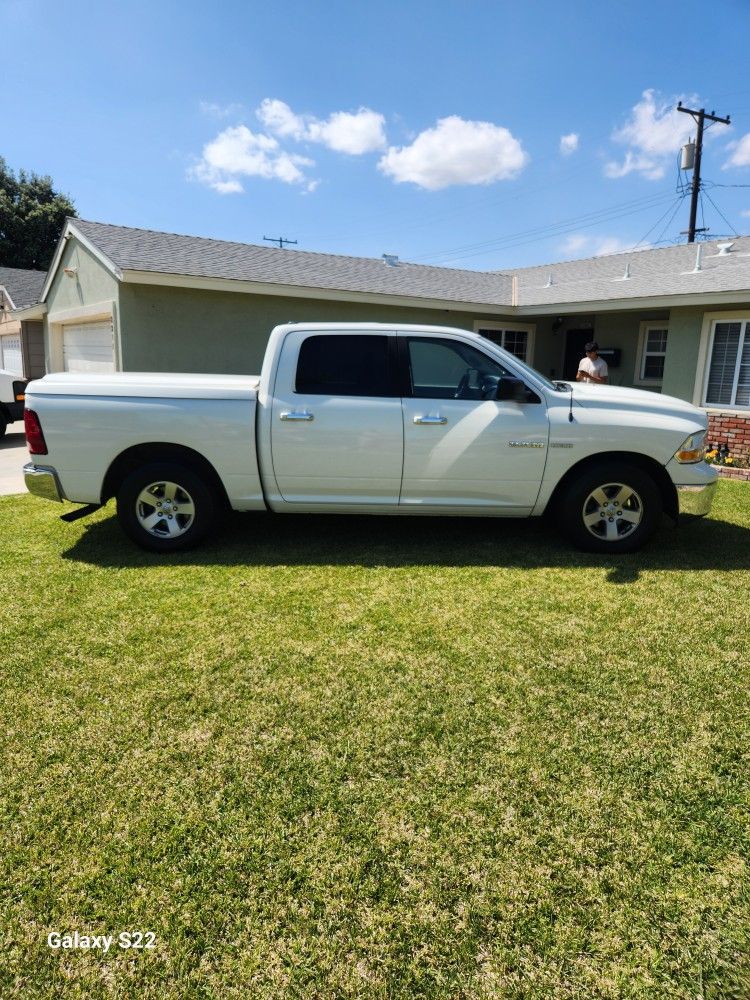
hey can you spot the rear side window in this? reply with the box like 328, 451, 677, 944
296, 335, 394, 396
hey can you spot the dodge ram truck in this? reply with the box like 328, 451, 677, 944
22, 322, 717, 553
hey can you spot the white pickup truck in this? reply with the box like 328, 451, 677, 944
23, 322, 717, 553
0, 368, 27, 439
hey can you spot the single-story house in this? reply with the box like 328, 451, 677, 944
0, 267, 46, 379
14, 218, 750, 462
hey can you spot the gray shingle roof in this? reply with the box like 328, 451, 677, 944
69, 219, 750, 311
0, 266, 46, 309
511, 237, 750, 306
71, 219, 513, 306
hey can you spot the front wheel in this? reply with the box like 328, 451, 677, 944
116, 462, 216, 552
559, 462, 662, 553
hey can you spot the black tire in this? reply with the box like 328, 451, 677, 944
0, 421, 6, 440
559, 462, 662, 554
116, 461, 216, 552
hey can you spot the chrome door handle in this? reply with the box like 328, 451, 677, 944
414, 415, 448, 425
280, 410, 314, 421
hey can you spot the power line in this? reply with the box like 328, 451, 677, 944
636, 194, 688, 249
413, 190, 676, 265
701, 189, 740, 237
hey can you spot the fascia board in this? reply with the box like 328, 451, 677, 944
120, 269, 515, 314
513, 289, 750, 316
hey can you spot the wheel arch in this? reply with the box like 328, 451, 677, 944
544, 451, 678, 523
101, 442, 230, 507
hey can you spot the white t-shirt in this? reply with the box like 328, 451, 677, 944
578, 355, 608, 383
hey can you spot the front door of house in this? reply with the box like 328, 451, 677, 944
563, 329, 595, 381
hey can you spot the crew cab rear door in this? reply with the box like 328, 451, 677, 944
399, 334, 549, 510
269, 330, 403, 505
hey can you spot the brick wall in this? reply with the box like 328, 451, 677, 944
707, 411, 750, 463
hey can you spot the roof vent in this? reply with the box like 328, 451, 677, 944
544, 272, 554, 288
382, 253, 399, 267
716, 242, 734, 256
683, 244, 703, 275
614, 261, 631, 281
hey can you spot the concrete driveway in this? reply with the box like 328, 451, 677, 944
0, 428, 29, 495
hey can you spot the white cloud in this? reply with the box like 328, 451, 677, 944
605, 89, 695, 180
561, 234, 638, 258
256, 98, 306, 139
741, 209, 750, 218
199, 100, 244, 119
378, 116, 528, 190
189, 125, 315, 194
560, 133, 579, 156
725, 133, 750, 169
257, 99, 386, 154
561, 234, 588, 254
306, 109, 386, 155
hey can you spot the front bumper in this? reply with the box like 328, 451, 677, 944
676, 480, 717, 519
24, 463, 65, 503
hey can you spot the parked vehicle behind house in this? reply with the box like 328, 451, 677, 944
22, 323, 717, 553
0, 369, 27, 439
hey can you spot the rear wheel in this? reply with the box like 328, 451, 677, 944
116, 462, 216, 552
559, 462, 662, 553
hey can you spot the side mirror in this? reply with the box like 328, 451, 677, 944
496, 376, 529, 402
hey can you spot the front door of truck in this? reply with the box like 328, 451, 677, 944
270, 330, 403, 505
399, 335, 549, 510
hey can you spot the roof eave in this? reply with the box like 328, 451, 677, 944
514, 288, 750, 315
120, 268, 515, 314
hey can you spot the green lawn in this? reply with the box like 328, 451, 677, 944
1, 483, 749, 999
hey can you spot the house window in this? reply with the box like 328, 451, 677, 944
705, 320, 750, 408
636, 323, 669, 383
475, 323, 534, 362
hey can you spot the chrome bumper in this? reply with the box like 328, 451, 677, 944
676, 480, 717, 519
24, 463, 64, 503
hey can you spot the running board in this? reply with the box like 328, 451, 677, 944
60, 504, 102, 523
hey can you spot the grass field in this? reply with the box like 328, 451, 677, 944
1, 483, 749, 999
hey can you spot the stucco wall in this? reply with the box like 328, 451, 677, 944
118, 282, 494, 374
45, 240, 118, 316
660, 306, 704, 401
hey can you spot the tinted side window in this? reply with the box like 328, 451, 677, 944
296, 335, 394, 397
407, 337, 511, 399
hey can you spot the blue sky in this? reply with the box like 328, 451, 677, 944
4, 0, 750, 270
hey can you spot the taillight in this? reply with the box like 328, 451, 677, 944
24, 409, 48, 455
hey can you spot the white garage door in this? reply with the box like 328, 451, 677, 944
0, 334, 23, 375
62, 320, 115, 373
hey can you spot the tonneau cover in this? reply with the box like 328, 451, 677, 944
27, 372, 260, 400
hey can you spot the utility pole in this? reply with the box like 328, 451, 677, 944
677, 102, 730, 243
263, 236, 298, 249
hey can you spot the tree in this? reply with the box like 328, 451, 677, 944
0, 158, 76, 271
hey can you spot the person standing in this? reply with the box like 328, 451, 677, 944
576, 341, 609, 384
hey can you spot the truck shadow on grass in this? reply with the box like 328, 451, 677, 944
61, 507, 750, 584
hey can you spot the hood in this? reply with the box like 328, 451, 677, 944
569, 383, 707, 428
